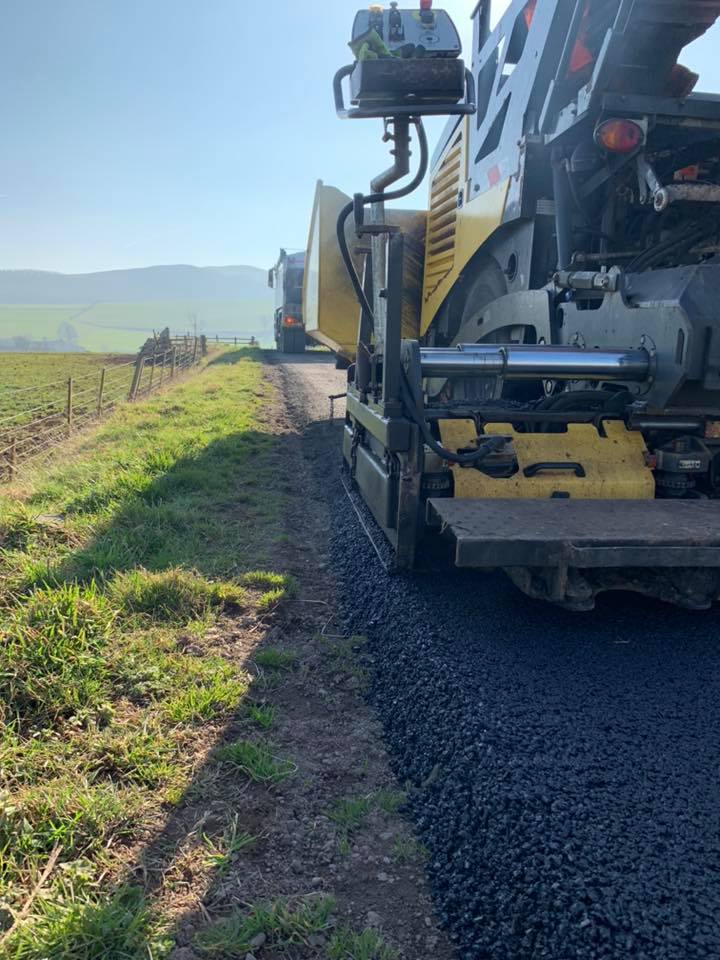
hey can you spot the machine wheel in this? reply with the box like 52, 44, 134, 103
335, 355, 351, 370
453, 256, 508, 343
278, 328, 306, 354
449, 256, 541, 402
425, 257, 509, 400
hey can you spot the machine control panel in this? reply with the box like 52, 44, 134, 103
351, 3, 461, 58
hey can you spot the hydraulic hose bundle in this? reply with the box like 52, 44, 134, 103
336, 118, 503, 467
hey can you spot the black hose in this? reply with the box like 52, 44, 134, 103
338, 118, 503, 467
336, 118, 429, 328
399, 367, 507, 465
627, 216, 719, 273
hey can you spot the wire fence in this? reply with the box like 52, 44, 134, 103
0, 336, 204, 482
174, 333, 259, 347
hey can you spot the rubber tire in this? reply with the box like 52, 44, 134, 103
278, 329, 305, 354
454, 256, 508, 342
450, 256, 540, 402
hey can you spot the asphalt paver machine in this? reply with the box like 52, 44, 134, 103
332, 0, 720, 609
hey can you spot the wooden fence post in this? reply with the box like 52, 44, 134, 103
147, 351, 156, 393
171, 346, 177, 378
159, 351, 167, 388
97, 367, 106, 416
9, 439, 17, 480
131, 357, 146, 400
201, 335, 208, 356
66, 378, 74, 432
129, 353, 144, 399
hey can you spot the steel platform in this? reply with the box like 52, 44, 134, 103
427, 498, 720, 569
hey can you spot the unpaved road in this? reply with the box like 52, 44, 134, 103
264, 351, 453, 958
276, 351, 720, 960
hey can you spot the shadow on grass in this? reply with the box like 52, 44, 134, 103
36, 428, 288, 583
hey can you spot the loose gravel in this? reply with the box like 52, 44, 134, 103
329, 483, 720, 959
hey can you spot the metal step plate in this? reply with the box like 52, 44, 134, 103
427, 498, 720, 569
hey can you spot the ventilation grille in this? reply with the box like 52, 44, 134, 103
424, 130, 463, 301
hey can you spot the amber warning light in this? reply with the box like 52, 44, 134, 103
594, 118, 644, 154
420, 0, 433, 9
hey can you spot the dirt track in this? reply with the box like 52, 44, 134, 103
262, 350, 453, 958
275, 351, 720, 960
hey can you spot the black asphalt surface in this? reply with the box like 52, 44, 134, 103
329, 486, 720, 959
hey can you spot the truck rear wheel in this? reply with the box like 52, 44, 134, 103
278, 328, 306, 354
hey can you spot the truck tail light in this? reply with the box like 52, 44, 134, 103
594, 118, 644, 154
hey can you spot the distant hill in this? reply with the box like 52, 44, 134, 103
0, 264, 275, 353
0, 264, 270, 304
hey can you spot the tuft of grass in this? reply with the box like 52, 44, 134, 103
203, 814, 258, 876
374, 789, 406, 815
0, 582, 114, 723
246, 702, 276, 729
329, 790, 407, 839
239, 570, 291, 591
109, 567, 245, 625
328, 795, 375, 833
2, 885, 170, 960
162, 675, 247, 725
321, 634, 369, 688
86, 725, 178, 788
252, 647, 297, 672
1, 504, 42, 551
1, 779, 134, 863
194, 895, 335, 957
21, 579, 115, 640
327, 927, 399, 960
218, 739, 295, 785
240, 571, 295, 613
391, 835, 427, 863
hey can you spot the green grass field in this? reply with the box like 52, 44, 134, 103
0, 354, 137, 457
0, 353, 132, 392
0, 301, 274, 353
0, 349, 291, 957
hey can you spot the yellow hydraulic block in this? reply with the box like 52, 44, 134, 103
438, 419, 655, 499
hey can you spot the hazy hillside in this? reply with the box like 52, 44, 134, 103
0, 264, 270, 304
0, 264, 275, 352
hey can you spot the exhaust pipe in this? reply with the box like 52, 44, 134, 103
419, 343, 651, 381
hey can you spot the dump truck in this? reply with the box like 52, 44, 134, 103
314, 0, 720, 609
268, 249, 306, 353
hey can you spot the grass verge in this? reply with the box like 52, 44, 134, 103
0, 348, 288, 957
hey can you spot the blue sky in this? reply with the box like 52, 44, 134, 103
1, 1, 719, 274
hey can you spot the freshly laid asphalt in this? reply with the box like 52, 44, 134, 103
331, 487, 720, 959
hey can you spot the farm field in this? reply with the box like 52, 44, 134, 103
0, 300, 274, 353
0, 352, 135, 402
0, 353, 137, 451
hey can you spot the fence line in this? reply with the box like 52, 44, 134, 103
0, 337, 205, 482
171, 333, 259, 348
208, 335, 258, 346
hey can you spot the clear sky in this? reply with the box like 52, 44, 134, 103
1, 1, 719, 274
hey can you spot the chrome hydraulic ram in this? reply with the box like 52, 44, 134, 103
419, 344, 652, 381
